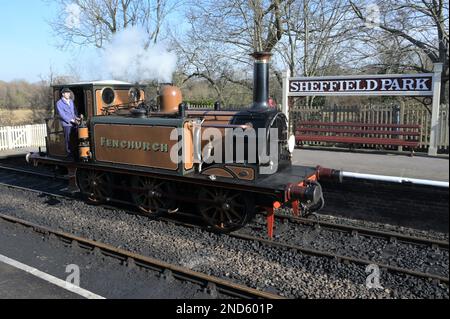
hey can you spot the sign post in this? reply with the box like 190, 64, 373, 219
428, 63, 443, 156
282, 69, 290, 130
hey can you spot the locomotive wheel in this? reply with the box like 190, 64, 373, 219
198, 187, 254, 233
130, 176, 177, 214
76, 169, 112, 204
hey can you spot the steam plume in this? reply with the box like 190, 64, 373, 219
102, 27, 177, 83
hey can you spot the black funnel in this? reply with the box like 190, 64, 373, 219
251, 52, 272, 110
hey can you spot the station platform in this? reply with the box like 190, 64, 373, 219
292, 149, 449, 182
0, 260, 82, 299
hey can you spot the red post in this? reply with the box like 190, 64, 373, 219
292, 200, 300, 216
267, 201, 281, 239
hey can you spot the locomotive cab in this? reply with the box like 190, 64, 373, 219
45, 81, 145, 158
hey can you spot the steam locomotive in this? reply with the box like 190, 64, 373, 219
28, 52, 341, 237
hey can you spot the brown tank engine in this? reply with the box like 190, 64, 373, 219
28, 53, 341, 237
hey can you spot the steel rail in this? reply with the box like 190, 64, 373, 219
0, 213, 283, 299
273, 212, 449, 250
0, 164, 60, 179
229, 232, 449, 284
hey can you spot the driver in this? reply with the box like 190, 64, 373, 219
56, 88, 80, 158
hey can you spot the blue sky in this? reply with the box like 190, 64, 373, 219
0, 0, 74, 82
0, 0, 186, 83
0, 0, 117, 83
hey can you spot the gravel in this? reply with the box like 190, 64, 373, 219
240, 213, 449, 278
0, 184, 448, 299
315, 212, 449, 242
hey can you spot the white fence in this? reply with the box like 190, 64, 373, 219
0, 124, 47, 151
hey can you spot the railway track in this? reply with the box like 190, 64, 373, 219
0, 213, 281, 299
0, 163, 62, 179
1, 162, 447, 250
272, 213, 449, 250
231, 233, 448, 283
0, 163, 448, 286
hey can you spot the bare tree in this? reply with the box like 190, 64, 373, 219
173, 0, 286, 104
272, 0, 355, 107
276, 0, 354, 77
184, 0, 285, 64
50, 0, 178, 48
179, 0, 355, 106
350, 0, 449, 102
177, 44, 231, 104
173, 33, 253, 106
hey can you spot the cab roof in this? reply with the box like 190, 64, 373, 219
52, 80, 143, 87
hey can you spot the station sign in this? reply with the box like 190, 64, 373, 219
288, 74, 433, 96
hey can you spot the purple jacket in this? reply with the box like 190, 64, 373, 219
56, 98, 78, 127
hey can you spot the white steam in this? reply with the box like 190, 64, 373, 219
102, 27, 177, 83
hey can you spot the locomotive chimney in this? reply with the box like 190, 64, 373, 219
251, 51, 272, 110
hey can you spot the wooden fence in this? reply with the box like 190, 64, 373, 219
0, 124, 47, 151
290, 103, 449, 152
